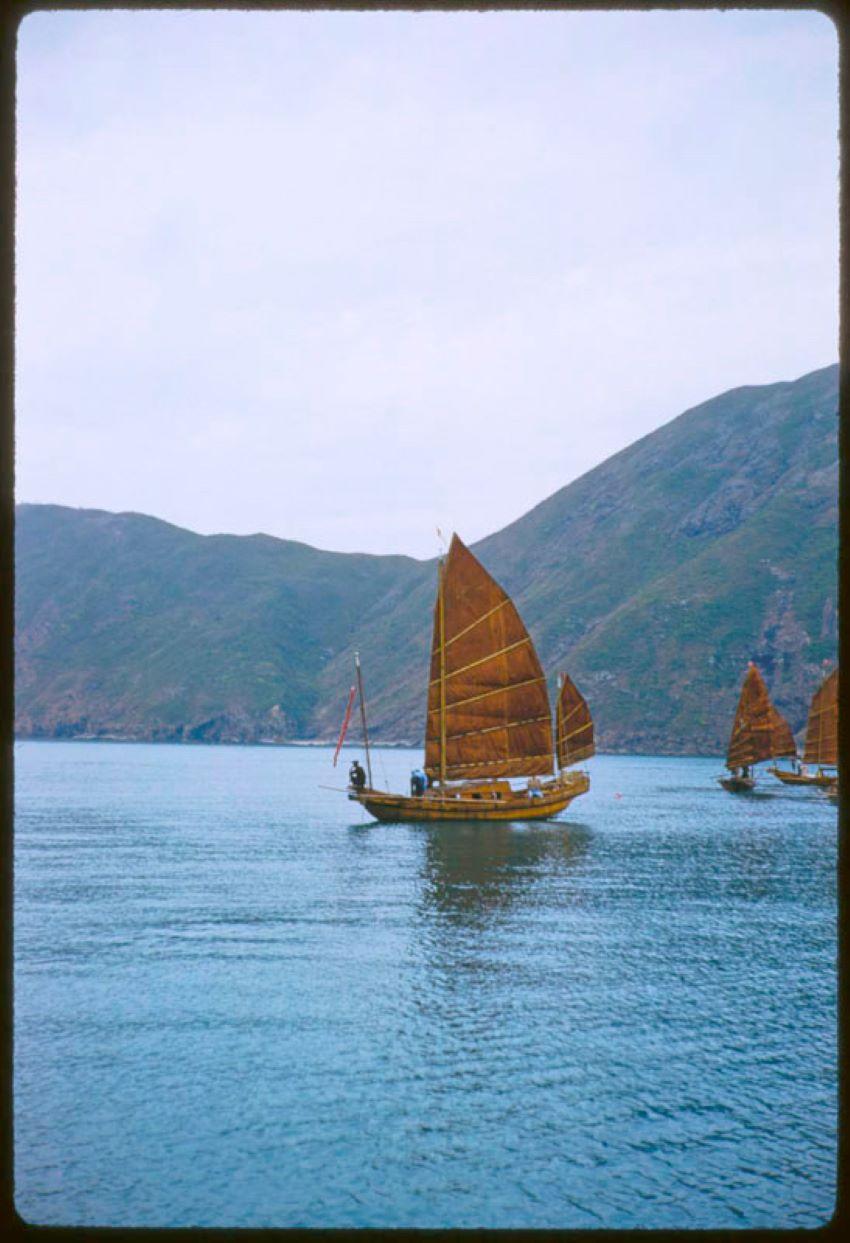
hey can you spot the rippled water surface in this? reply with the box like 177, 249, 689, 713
14, 741, 836, 1228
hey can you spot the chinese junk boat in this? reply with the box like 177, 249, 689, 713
769, 668, 838, 789
719, 662, 796, 793
347, 534, 592, 822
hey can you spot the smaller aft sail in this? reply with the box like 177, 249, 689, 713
555, 673, 594, 768
726, 663, 796, 770
803, 668, 838, 767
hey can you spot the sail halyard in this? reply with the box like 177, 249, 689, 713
424, 535, 553, 781
556, 672, 595, 769
803, 668, 838, 767
726, 664, 796, 770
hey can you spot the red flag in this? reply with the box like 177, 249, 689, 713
333, 686, 357, 767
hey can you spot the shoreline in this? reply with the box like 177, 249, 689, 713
12, 734, 722, 761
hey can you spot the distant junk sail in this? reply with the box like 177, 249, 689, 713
803, 668, 838, 768
721, 663, 795, 792
726, 664, 796, 770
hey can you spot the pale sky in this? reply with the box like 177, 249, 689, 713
15, 7, 838, 559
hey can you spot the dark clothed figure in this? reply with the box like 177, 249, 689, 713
349, 760, 367, 791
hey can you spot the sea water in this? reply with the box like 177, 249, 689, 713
14, 741, 837, 1228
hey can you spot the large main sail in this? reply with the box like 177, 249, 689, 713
726, 663, 796, 770
424, 535, 554, 781
803, 668, 838, 767
555, 673, 595, 768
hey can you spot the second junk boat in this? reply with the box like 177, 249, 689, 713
347, 534, 592, 822
719, 662, 796, 792
769, 667, 838, 789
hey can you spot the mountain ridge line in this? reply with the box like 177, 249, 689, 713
15, 362, 838, 756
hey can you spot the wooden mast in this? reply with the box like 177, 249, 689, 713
438, 556, 446, 788
354, 650, 372, 789
556, 671, 564, 773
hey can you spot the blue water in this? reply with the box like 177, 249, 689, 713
14, 741, 836, 1228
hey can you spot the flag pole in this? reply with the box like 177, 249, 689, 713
354, 651, 372, 789
438, 558, 446, 789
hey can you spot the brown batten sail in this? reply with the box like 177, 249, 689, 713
803, 668, 838, 767
768, 703, 797, 759
424, 535, 554, 781
555, 673, 595, 768
726, 663, 797, 770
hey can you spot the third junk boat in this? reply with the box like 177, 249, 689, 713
769, 667, 838, 789
719, 662, 796, 792
346, 534, 593, 822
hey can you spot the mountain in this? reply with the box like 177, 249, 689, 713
15, 363, 838, 754
15, 507, 423, 743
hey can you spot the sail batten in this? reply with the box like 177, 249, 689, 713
443, 599, 511, 649
441, 714, 553, 743
555, 674, 595, 767
726, 664, 796, 770
439, 677, 548, 712
428, 637, 533, 686
424, 535, 554, 780
442, 753, 555, 774
803, 669, 838, 766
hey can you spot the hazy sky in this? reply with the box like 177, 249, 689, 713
16, 8, 838, 559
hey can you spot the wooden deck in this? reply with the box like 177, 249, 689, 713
351, 772, 590, 823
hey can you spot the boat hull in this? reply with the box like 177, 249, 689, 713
351, 773, 590, 823
768, 766, 836, 788
719, 775, 756, 793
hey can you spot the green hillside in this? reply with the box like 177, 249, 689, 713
15, 363, 838, 754
311, 363, 838, 752
15, 505, 423, 742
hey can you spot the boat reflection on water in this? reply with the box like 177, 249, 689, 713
417, 819, 592, 928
